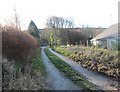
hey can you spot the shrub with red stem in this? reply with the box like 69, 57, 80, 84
2, 25, 39, 63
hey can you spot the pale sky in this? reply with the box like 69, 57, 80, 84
0, 0, 119, 30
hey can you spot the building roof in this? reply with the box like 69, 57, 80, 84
91, 23, 118, 41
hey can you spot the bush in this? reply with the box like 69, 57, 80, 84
2, 25, 39, 63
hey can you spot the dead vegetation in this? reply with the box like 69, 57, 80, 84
2, 25, 49, 90
54, 46, 119, 80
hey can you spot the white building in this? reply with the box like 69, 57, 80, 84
91, 23, 119, 50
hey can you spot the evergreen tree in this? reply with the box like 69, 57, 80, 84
28, 20, 40, 38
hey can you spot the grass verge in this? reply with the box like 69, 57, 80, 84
44, 48, 98, 91
32, 49, 46, 77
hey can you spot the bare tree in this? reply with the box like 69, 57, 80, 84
14, 7, 21, 30
2, 7, 21, 31
45, 16, 74, 45
46, 16, 74, 29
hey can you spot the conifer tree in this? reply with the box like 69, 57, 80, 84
28, 20, 40, 38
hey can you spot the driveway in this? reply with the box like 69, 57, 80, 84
41, 47, 81, 90
49, 48, 118, 90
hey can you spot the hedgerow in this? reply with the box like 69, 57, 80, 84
2, 25, 45, 90
2, 25, 39, 63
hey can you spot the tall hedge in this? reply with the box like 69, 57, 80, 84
2, 25, 39, 62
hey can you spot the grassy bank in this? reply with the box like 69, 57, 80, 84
32, 49, 47, 77
44, 48, 98, 91
2, 25, 48, 90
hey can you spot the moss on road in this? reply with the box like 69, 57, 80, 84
44, 48, 98, 91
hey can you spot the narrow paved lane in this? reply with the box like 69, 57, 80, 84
41, 47, 81, 90
49, 48, 118, 90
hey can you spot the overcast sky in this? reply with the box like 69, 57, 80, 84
0, 0, 119, 30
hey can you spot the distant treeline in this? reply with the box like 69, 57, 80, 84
40, 27, 105, 46
40, 16, 106, 46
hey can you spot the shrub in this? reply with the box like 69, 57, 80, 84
2, 25, 39, 63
